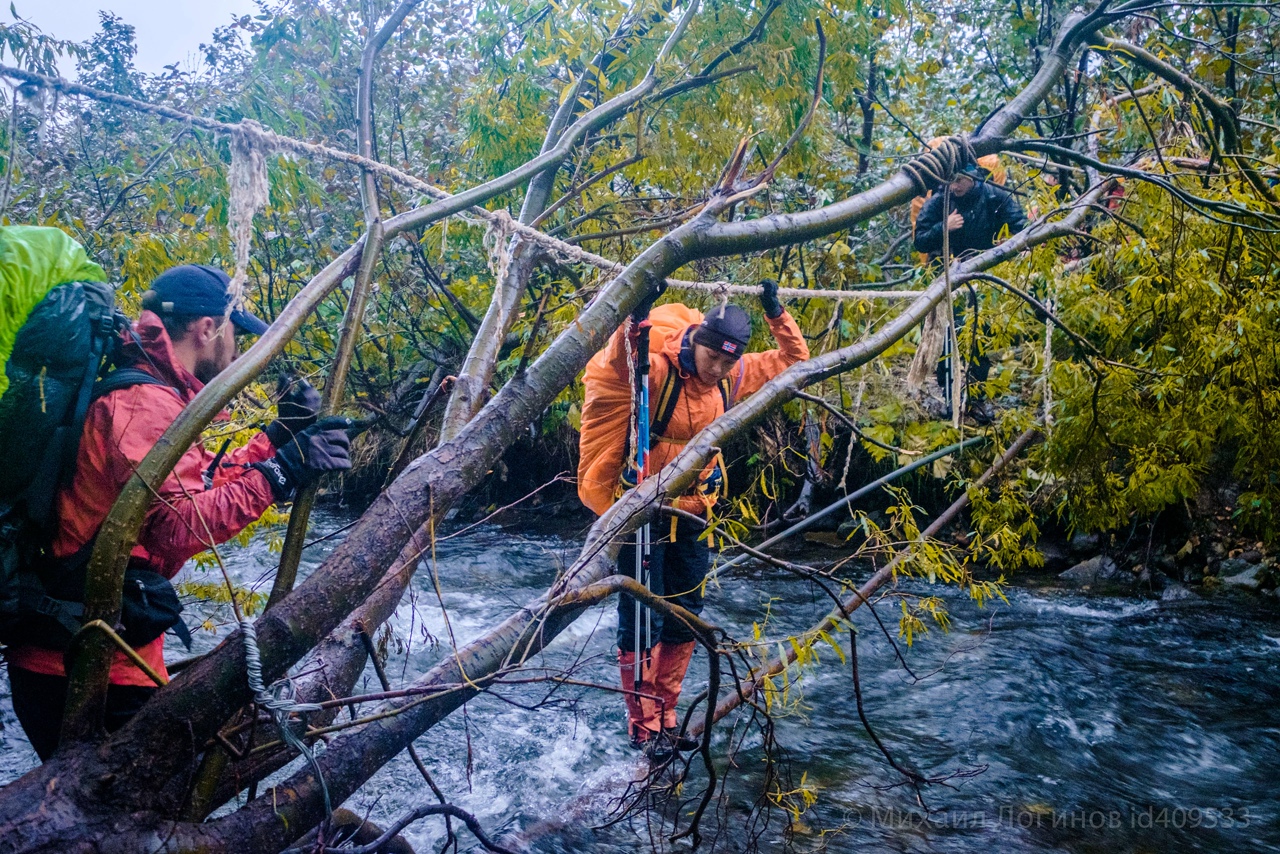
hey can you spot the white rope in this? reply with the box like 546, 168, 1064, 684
624, 317, 638, 475
838, 365, 868, 494
208, 108, 933, 306
227, 120, 271, 312
0, 64, 977, 306
676, 283, 931, 301
941, 185, 963, 429
240, 618, 331, 817
483, 208, 516, 288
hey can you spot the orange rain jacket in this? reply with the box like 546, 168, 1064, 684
578, 303, 809, 517
6, 311, 276, 687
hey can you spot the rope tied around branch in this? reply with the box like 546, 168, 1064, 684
900, 135, 977, 196
239, 617, 332, 817
227, 120, 273, 308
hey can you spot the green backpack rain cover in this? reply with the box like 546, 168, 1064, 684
0, 225, 107, 397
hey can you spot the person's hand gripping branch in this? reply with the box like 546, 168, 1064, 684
631, 277, 667, 322
758, 278, 784, 319
265, 375, 322, 448
253, 416, 354, 502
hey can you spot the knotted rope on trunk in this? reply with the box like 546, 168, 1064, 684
483, 208, 517, 288
240, 617, 332, 817
900, 135, 978, 195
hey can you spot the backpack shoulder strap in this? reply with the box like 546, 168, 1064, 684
650, 367, 683, 440
21, 305, 123, 525
719, 374, 734, 412
91, 367, 172, 401
650, 363, 738, 441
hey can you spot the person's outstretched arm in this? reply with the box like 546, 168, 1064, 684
733, 282, 810, 400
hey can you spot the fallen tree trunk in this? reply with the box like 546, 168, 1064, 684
142, 187, 1100, 852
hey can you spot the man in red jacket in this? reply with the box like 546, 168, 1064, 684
4, 264, 350, 760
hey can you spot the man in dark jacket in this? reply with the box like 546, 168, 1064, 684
914, 163, 1027, 257
5, 264, 351, 760
913, 164, 1028, 422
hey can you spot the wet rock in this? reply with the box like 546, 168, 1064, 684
1221, 564, 1264, 590
1161, 581, 1195, 601
1211, 557, 1253, 578
1069, 531, 1101, 555
1059, 555, 1120, 586
1037, 539, 1072, 571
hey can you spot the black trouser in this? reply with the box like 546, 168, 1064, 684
937, 288, 990, 409
7, 665, 155, 761
616, 518, 709, 652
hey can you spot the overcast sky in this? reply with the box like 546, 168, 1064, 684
18, 0, 259, 74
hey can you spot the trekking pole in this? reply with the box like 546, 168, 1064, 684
632, 315, 653, 695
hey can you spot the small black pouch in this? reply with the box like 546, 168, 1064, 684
120, 567, 192, 650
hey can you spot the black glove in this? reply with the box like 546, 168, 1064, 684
631, 278, 668, 322
252, 422, 353, 502
759, 278, 784, 319
266, 376, 322, 448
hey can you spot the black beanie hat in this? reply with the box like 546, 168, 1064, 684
692, 303, 751, 357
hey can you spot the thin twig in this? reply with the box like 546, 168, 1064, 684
755, 19, 826, 186
793, 389, 922, 456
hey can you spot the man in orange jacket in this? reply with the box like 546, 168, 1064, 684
578, 280, 809, 757
5, 264, 351, 760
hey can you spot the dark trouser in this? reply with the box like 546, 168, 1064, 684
616, 518, 709, 652
937, 289, 990, 410
8, 665, 155, 761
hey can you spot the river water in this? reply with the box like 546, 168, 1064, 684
2, 512, 1278, 853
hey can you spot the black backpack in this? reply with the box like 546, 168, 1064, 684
0, 280, 188, 651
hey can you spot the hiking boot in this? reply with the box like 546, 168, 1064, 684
662, 727, 700, 752
630, 724, 661, 752
644, 728, 700, 763
643, 731, 677, 763
964, 399, 996, 426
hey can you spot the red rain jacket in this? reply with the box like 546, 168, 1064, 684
6, 311, 276, 686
